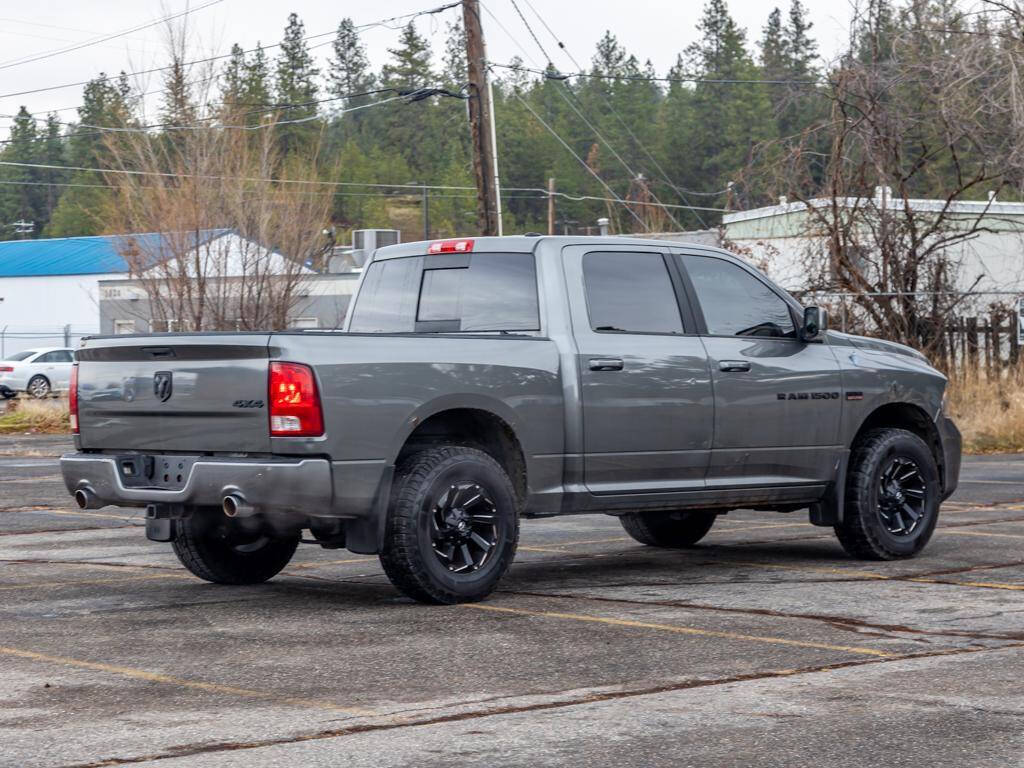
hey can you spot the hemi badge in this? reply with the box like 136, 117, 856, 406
846, 391, 864, 401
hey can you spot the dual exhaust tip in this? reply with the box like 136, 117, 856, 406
74, 488, 257, 518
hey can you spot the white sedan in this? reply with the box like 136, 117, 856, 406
0, 347, 75, 398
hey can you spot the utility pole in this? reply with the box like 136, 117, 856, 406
463, 0, 501, 236
547, 178, 555, 236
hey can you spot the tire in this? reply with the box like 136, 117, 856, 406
26, 375, 50, 398
380, 446, 520, 604
620, 510, 717, 548
835, 428, 940, 560
171, 509, 300, 584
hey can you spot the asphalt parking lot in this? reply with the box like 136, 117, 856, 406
1, 437, 1023, 768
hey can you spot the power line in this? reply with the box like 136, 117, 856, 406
506, 0, 553, 64
498, 1, 687, 229
0, 3, 462, 101
0, 0, 225, 72
0, 163, 727, 212
509, 91, 649, 231
0, 88, 462, 142
489, 60, 822, 86
510, 0, 721, 218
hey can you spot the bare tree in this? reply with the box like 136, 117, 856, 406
748, 0, 1024, 360
102, 105, 331, 332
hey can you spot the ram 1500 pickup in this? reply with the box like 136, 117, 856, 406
61, 236, 962, 603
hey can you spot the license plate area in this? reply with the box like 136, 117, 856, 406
116, 454, 200, 490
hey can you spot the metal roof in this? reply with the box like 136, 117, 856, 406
0, 229, 230, 278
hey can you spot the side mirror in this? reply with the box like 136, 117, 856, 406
801, 306, 828, 342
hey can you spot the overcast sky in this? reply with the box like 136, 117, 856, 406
0, 0, 855, 138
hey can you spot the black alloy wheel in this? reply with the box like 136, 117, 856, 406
876, 456, 928, 537
834, 427, 940, 560
430, 481, 499, 573
380, 446, 520, 604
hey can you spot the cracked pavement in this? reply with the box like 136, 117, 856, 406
1, 435, 1023, 767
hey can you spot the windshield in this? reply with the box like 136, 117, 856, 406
3, 350, 37, 362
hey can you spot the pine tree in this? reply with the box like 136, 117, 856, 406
328, 18, 375, 105
381, 23, 434, 90
38, 113, 67, 227
786, 0, 818, 77
275, 13, 320, 154
0, 107, 41, 239
47, 73, 132, 236
377, 22, 439, 177
760, 8, 789, 80
221, 44, 247, 113
683, 0, 775, 210
242, 44, 272, 121
161, 56, 196, 128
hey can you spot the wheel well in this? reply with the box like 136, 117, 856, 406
852, 403, 944, 487
397, 408, 528, 504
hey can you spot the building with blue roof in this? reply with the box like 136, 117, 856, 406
0, 231, 229, 356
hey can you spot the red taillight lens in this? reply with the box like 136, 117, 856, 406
427, 238, 474, 254
0, 366, 13, 373
69, 364, 79, 434
269, 362, 323, 437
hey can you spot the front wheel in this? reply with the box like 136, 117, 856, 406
380, 446, 520, 604
172, 510, 299, 584
620, 510, 717, 548
834, 428, 940, 560
26, 375, 51, 398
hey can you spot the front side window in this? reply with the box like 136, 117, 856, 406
583, 251, 684, 334
349, 252, 539, 333
683, 255, 796, 338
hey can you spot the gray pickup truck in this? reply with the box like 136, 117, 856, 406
61, 236, 961, 603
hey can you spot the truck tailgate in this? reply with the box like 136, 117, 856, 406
76, 334, 273, 453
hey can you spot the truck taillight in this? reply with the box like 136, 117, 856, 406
69, 364, 79, 433
269, 362, 323, 437
427, 238, 474, 254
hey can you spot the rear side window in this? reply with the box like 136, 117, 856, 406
682, 255, 795, 338
349, 252, 539, 333
348, 257, 421, 333
582, 252, 684, 334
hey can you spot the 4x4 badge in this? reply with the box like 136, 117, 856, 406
153, 371, 173, 402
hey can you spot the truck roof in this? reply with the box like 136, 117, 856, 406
371, 236, 737, 262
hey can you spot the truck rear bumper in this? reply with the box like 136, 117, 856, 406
60, 453, 333, 515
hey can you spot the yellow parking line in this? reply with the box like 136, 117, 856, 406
518, 545, 571, 553
288, 557, 375, 570
0, 572, 188, 591
464, 603, 896, 658
23, 508, 141, 522
942, 529, 1024, 540
0, 646, 374, 716
907, 577, 1024, 591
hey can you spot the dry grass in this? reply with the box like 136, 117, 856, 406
947, 375, 1024, 454
0, 398, 71, 434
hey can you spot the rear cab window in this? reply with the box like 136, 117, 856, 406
349, 252, 540, 333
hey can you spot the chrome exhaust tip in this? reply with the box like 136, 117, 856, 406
74, 488, 99, 510
222, 494, 257, 518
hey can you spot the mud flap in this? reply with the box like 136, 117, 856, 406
344, 466, 395, 554
809, 449, 849, 526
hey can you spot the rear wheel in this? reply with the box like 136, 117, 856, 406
26, 375, 50, 398
620, 510, 717, 548
380, 446, 519, 604
834, 428, 940, 560
172, 510, 299, 584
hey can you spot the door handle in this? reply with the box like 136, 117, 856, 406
719, 360, 751, 373
589, 358, 624, 371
